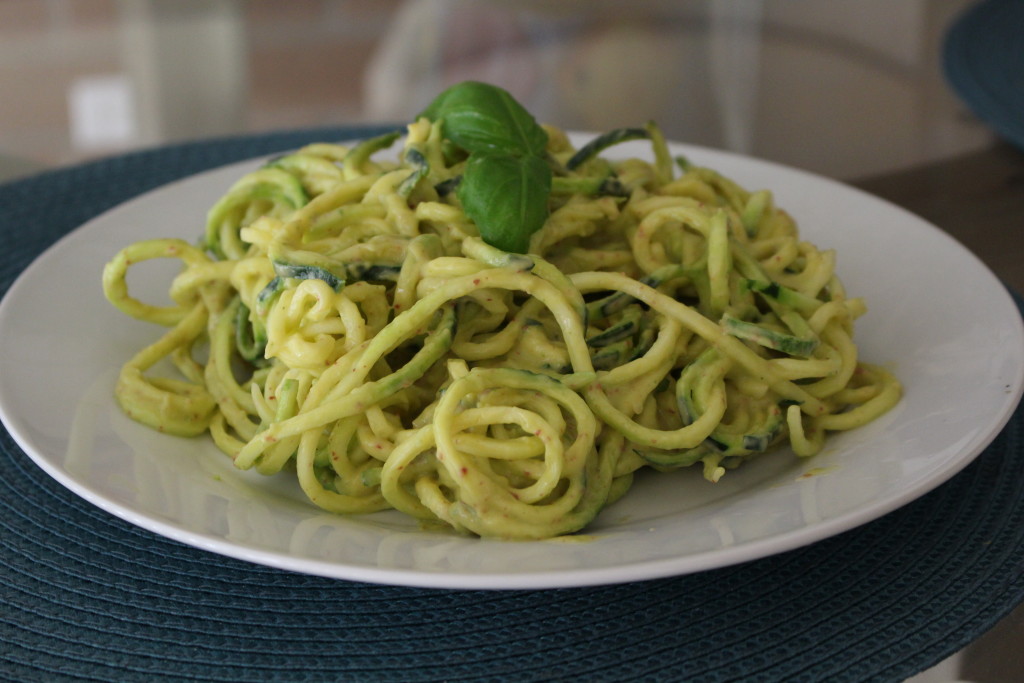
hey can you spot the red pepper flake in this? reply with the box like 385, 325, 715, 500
460, 467, 468, 476
473, 279, 481, 285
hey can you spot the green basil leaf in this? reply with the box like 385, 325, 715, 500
420, 81, 548, 157
457, 152, 552, 254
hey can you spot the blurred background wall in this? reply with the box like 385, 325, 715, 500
0, 0, 993, 181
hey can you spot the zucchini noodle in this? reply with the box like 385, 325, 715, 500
102, 117, 901, 539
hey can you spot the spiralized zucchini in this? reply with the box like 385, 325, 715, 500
102, 116, 900, 540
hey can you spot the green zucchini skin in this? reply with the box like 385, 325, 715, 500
241, 258, 402, 364
255, 276, 286, 316
566, 127, 649, 170
721, 314, 819, 358
397, 146, 429, 197
586, 265, 685, 321
270, 261, 403, 292
742, 278, 821, 314
234, 301, 269, 364
367, 303, 457, 399
343, 263, 402, 283
675, 348, 786, 459
586, 306, 643, 348
433, 176, 461, 197
272, 262, 345, 291
550, 175, 629, 198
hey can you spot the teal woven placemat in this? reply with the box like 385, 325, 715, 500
2, 127, 1023, 682
944, 0, 1024, 150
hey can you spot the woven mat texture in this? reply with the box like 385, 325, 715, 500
944, 0, 1024, 150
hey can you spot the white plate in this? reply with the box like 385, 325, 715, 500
1, 136, 1022, 590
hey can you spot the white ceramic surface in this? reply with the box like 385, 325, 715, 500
1, 136, 1021, 589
